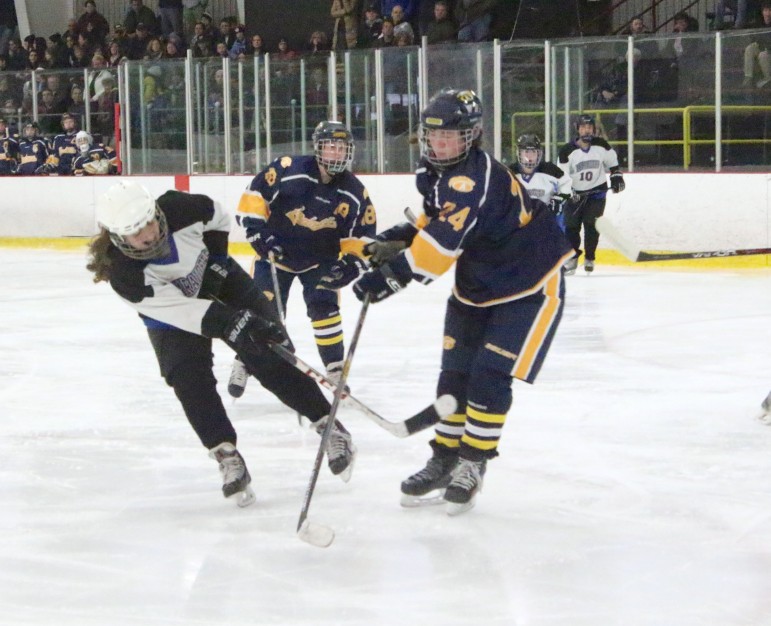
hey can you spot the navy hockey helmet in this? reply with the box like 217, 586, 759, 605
419, 88, 482, 169
516, 133, 543, 172
23, 120, 40, 139
575, 114, 596, 142
312, 120, 354, 175
61, 112, 77, 131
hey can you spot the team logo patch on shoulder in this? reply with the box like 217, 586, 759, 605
443, 336, 456, 350
280, 156, 292, 168
448, 176, 475, 193
265, 167, 277, 186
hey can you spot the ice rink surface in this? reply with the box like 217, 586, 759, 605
1, 248, 770, 626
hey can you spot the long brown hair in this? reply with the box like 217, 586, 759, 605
86, 229, 113, 283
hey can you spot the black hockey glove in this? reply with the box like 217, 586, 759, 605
610, 171, 625, 193
248, 230, 284, 260
352, 264, 409, 303
222, 309, 289, 353
198, 256, 229, 299
365, 240, 408, 267
317, 254, 368, 290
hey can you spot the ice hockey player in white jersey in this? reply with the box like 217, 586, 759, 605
86, 181, 356, 507
558, 114, 625, 274
510, 133, 573, 232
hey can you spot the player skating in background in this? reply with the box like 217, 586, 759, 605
228, 120, 376, 398
86, 182, 356, 506
510, 133, 573, 232
353, 89, 573, 514
758, 390, 771, 423
558, 114, 625, 274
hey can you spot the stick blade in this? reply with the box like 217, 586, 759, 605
596, 216, 641, 262
298, 519, 335, 548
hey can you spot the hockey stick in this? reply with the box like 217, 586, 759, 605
267, 341, 456, 438
268, 251, 302, 425
297, 295, 370, 547
596, 216, 771, 262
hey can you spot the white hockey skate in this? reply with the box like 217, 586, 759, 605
563, 257, 578, 276
209, 442, 256, 507
227, 358, 248, 399
757, 391, 771, 425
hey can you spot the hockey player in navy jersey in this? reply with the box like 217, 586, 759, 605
0, 116, 19, 175
228, 120, 376, 398
557, 114, 625, 274
510, 133, 573, 232
72, 130, 117, 175
17, 121, 48, 175
353, 89, 573, 514
45, 113, 80, 175
86, 181, 356, 506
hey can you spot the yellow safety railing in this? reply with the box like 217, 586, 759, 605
511, 106, 771, 169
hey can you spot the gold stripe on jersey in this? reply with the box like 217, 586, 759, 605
406, 230, 459, 281
340, 236, 373, 258
461, 405, 507, 451
451, 251, 573, 307
237, 190, 270, 220
434, 412, 466, 448
513, 270, 562, 380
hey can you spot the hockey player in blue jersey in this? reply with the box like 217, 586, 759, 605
353, 89, 573, 514
45, 113, 80, 175
557, 114, 625, 274
72, 130, 117, 175
228, 120, 376, 398
510, 133, 573, 232
17, 121, 48, 175
0, 116, 19, 175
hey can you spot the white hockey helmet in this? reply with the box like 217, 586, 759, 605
75, 130, 92, 154
96, 181, 169, 260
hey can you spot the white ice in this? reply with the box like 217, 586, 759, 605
1, 248, 770, 626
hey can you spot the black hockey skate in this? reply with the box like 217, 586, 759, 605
563, 257, 578, 276
400, 450, 458, 507
227, 358, 248, 399
758, 390, 771, 424
208, 442, 255, 507
315, 417, 357, 482
584, 259, 595, 273
444, 458, 487, 516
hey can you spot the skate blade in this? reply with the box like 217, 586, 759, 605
756, 410, 771, 425
234, 486, 256, 508
446, 498, 476, 516
564, 268, 576, 276
400, 490, 447, 508
336, 446, 357, 484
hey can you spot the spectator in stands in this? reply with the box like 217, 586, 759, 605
373, 16, 396, 46
47, 34, 69, 68
6, 38, 25, 70
144, 36, 165, 60
77, 1, 110, 44
26, 48, 42, 69
192, 35, 213, 58
216, 19, 236, 51
87, 53, 114, 102
426, 0, 457, 44
70, 44, 89, 67
183, 0, 208, 40
621, 15, 651, 35
382, 0, 416, 25
38, 89, 64, 135
229, 25, 249, 59
112, 23, 128, 48
391, 4, 415, 41
107, 40, 126, 66
199, 11, 214, 37
214, 41, 229, 58
67, 83, 86, 120
251, 33, 265, 56
96, 75, 117, 146
127, 22, 152, 59
394, 29, 414, 46
189, 21, 206, 49
664, 11, 705, 103
331, 0, 359, 50
275, 37, 298, 61
158, 0, 183, 37
165, 38, 184, 58
714, 0, 752, 29
742, 1, 771, 88
125, 0, 159, 36
304, 30, 330, 61
455, 0, 498, 42
76, 32, 95, 59
359, 4, 383, 45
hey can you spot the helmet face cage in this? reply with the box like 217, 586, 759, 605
110, 206, 169, 261
575, 114, 595, 141
516, 134, 543, 171
75, 130, 92, 154
312, 121, 354, 175
419, 89, 482, 170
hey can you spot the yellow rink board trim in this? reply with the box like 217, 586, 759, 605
0, 239, 769, 269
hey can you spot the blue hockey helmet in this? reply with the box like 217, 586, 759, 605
419, 88, 483, 169
312, 120, 354, 175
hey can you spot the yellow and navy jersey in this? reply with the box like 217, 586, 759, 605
72, 145, 117, 176
0, 135, 19, 174
235, 154, 376, 272
49, 132, 78, 175
391, 149, 573, 307
17, 137, 48, 175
